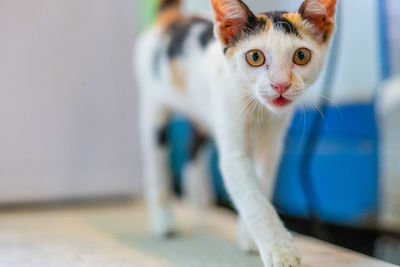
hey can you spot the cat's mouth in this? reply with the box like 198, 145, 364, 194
270, 96, 292, 107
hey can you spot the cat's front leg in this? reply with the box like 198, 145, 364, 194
215, 120, 300, 267
238, 115, 293, 255
219, 152, 300, 267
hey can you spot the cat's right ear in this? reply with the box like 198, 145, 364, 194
298, 0, 337, 42
210, 0, 255, 46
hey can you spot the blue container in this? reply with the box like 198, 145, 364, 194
169, 102, 379, 225
274, 103, 379, 224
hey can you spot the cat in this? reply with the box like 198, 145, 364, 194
134, 0, 337, 266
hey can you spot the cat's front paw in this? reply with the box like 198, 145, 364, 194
260, 242, 301, 267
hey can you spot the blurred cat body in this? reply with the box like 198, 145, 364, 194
135, 0, 337, 266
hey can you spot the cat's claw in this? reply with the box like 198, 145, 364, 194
238, 225, 301, 266
261, 243, 301, 267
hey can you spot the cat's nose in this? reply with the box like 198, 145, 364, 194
271, 82, 291, 95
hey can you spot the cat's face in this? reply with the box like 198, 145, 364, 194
211, 0, 337, 113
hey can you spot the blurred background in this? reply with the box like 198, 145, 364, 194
1, 0, 400, 265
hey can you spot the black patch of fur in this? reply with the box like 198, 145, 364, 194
235, 1, 269, 40
246, 14, 268, 35
223, 14, 268, 54
157, 126, 169, 147
223, 47, 230, 55
188, 130, 209, 161
199, 22, 215, 48
167, 17, 213, 59
263, 11, 300, 37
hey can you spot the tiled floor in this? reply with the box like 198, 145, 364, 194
0, 200, 397, 267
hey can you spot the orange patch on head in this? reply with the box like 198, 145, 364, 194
283, 12, 314, 40
170, 60, 186, 92
283, 13, 303, 28
320, 0, 337, 18
289, 71, 304, 92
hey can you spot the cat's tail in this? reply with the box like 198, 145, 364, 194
156, 0, 182, 28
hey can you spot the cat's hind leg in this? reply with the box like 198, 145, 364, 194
182, 130, 214, 208
140, 104, 176, 237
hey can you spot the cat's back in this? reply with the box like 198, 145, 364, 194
135, 8, 216, 84
135, 3, 220, 128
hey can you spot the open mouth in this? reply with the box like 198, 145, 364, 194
271, 96, 292, 107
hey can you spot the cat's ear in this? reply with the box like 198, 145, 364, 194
210, 0, 256, 46
299, 0, 337, 41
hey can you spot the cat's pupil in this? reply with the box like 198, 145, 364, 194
252, 52, 260, 62
298, 50, 305, 60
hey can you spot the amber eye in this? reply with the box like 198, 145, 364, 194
293, 47, 312, 65
246, 49, 265, 67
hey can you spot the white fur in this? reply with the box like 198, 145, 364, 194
134, 7, 331, 267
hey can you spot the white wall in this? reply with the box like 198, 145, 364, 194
378, 77, 400, 229
0, 0, 140, 203
387, 0, 400, 75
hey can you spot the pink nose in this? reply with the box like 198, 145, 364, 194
271, 82, 291, 95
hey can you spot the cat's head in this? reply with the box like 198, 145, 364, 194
211, 0, 337, 113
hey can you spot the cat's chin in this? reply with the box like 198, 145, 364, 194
266, 104, 294, 114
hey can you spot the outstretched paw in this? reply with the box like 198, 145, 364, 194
261, 242, 301, 267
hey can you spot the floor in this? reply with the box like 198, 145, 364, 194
0, 200, 397, 267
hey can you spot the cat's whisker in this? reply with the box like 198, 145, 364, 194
235, 93, 256, 117
315, 93, 344, 118
237, 101, 254, 119
256, 101, 265, 130
312, 102, 327, 123
230, 92, 256, 118
234, 93, 256, 120
249, 99, 259, 124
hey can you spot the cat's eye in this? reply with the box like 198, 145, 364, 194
293, 48, 312, 66
246, 49, 265, 67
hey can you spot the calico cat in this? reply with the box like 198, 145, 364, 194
135, 0, 337, 266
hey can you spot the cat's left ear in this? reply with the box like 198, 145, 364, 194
299, 0, 337, 42
210, 0, 256, 46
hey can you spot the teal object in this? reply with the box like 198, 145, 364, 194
168, 103, 379, 224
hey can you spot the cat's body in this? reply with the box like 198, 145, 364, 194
135, 1, 337, 266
